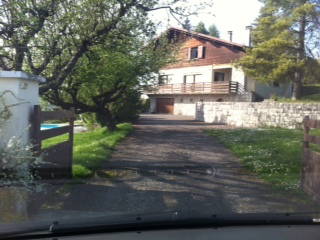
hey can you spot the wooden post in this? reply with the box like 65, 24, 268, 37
302, 116, 310, 189
304, 116, 310, 149
31, 105, 42, 155
68, 107, 75, 177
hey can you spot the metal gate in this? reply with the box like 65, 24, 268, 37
31, 105, 75, 179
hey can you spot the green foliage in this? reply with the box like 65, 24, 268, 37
80, 113, 101, 130
109, 89, 142, 124
237, 0, 320, 99
194, 21, 209, 34
0, 0, 199, 95
182, 19, 192, 31
45, 25, 175, 130
72, 164, 93, 179
0, 91, 42, 189
42, 123, 133, 178
141, 98, 151, 113
207, 128, 305, 190
208, 24, 220, 38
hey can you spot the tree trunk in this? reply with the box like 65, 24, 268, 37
96, 108, 117, 131
292, 14, 307, 100
292, 74, 303, 100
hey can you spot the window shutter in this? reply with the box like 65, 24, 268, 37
187, 48, 191, 60
198, 46, 204, 58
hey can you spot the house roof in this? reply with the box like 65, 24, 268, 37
167, 27, 246, 49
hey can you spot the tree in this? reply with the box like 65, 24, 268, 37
182, 18, 192, 31
44, 31, 175, 130
194, 21, 209, 34
237, 0, 320, 99
208, 24, 220, 38
0, 0, 199, 95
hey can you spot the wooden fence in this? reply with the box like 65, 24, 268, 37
302, 116, 320, 200
31, 105, 75, 179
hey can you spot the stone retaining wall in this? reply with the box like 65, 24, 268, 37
196, 101, 320, 129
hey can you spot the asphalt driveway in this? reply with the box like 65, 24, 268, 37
16, 114, 319, 223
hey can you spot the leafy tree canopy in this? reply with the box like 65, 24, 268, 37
237, 0, 320, 99
44, 28, 176, 130
182, 18, 192, 31
194, 21, 209, 34
208, 24, 220, 37
0, 0, 207, 94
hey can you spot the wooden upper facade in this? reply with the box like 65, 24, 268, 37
163, 27, 246, 70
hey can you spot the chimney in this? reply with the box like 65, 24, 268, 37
246, 25, 253, 47
228, 31, 233, 42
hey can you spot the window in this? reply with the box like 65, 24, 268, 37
183, 74, 202, 84
214, 72, 225, 82
159, 75, 172, 85
190, 47, 198, 59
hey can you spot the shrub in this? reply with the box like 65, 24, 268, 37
0, 91, 41, 190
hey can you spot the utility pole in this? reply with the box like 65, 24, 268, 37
227, 31, 233, 42
246, 25, 253, 47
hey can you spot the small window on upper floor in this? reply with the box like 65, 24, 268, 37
190, 47, 198, 59
188, 46, 206, 60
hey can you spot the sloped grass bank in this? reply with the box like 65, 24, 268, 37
42, 123, 133, 178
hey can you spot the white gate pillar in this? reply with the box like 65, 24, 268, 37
0, 71, 45, 147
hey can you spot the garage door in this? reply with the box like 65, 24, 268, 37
156, 98, 174, 114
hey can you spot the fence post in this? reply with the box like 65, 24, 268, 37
69, 108, 75, 176
304, 116, 310, 149
31, 105, 42, 155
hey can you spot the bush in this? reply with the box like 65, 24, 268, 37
72, 164, 93, 178
109, 89, 143, 123
141, 98, 150, 113
0, 91, 42, 189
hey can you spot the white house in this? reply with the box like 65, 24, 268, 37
146, 27, 292, 116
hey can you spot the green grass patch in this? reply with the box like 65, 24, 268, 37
42, 123, 133, 178
207, 128, 306, 191
276, 94, 320, 103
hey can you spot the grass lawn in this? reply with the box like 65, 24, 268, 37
276, 84, 320, 103
276, 93, 320, 103
207, 128, 320, 191
42, 123, 133, 178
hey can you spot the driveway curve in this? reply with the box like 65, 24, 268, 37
95, 114, 317, 215
26, 114, 319, 222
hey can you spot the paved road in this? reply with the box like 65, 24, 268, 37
7, 114, 319, 223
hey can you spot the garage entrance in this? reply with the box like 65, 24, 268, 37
156, 98, 174, 114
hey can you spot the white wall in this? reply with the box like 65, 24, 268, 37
0, 71, 45, 147
231, 66, 246, 87
174, 95, 235, 117
196, 101, 320, 129
159, 65, 213, 84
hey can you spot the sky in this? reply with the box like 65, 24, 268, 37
150, 0, 263, 45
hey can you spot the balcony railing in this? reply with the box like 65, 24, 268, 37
145, 81, 239, 95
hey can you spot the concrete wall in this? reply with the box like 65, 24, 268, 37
0, 71, 45, 147
196, 101, 320, 129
